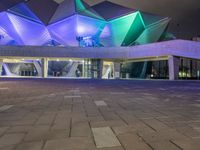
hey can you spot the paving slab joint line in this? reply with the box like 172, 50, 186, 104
169, 140, 184, 150
69, 118, 72, 137
88, 120, 97, 148
139, 119, 157, 132
40, 140, 47, 150
136, 132, 154, 150
110, 127, 126, 150
114, 111, 129, 125
154, 117, 172, 128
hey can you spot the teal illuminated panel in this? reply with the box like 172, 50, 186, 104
75, 0, 86, 12
135, 19, 170, 44
100, 12, 138, 46
122, 12, 145, 46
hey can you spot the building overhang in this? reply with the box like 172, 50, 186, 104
0, 40, 200, 61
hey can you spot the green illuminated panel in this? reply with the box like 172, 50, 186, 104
75, 0, 86, 11
122, 12, 145, 46
135, 19, 170, 45
100, 12, 138, 46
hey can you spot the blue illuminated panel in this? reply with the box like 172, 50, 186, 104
7, 13, 51, 45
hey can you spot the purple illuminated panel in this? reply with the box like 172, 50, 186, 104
48, 15, 106, 46
0, 12, 22, 45
7, 12, 51, 45
76, 15, 106, 37
48, 15, 78, 46
0, 27, 16, 45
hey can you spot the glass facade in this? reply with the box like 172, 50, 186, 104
121, 60, 169, 79
179, 57, 200, 80
1, 58, 200, 80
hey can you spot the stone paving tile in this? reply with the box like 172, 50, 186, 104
0, 127, 9, 136
7, 125, 33, 133
24, 125, 50, 142
94, 101, 107, 106
0, 79, 200, 150
171, 138, 200, 150
92, 127, 121, 148
95, 146, 124, 150
0, 105, 13, 112
15, 141, 43, 150
118, 133, 152, 150
0, 133, 25, 148
142, 118, 171, 131
112, 126, 135, 135
0, 145, 16, 150
148, 140, 181, 150
71, 121, 92, 137
90, 120, 127, 128
35, 114, 56, 125
43, 137, 95, 150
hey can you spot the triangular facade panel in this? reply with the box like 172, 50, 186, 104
123, 12, 145, 46
7, 13, 52, 45
76, 15, 106, 37
48, 15, 78, 46
8, 2, 42, 24
49, 0, 76, 24
0, 12, 23, 45
135, 19, 170, 44
100, 12, 137, 46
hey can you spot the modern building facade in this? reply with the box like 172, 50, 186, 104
0, 0, 200, 80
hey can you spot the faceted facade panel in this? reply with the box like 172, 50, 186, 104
100, 12, 137, 46
48, 15, 78, 46
7, 13, 52, 46
8, 2, 42, 24
135, 19, 170, 44
122, 12, 145, 46
0, 12, 22, 45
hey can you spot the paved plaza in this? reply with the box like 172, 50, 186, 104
0, 78, 200, 150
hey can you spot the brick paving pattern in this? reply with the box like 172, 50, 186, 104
0, 78, 200, 150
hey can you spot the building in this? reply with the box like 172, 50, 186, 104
0, 0, 200, 80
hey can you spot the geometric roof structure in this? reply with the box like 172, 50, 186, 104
0, 0, 170, 47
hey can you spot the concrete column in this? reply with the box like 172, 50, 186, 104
168, 56, 180, 80
0, 59, 3, 76
114, 62, 121, 79
41, 58, 48, 78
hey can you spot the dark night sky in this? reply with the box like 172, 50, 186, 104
55, 0, 200, 39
